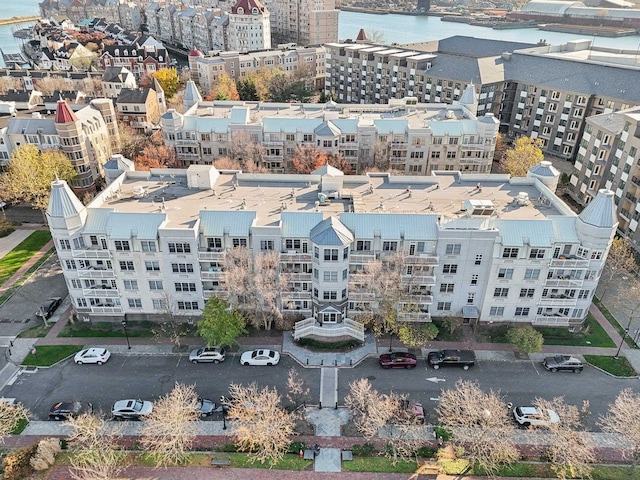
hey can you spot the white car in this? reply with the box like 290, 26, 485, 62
240, 349, 280, 366
111, 399, 153, 420
513, 405, 560, 428
189, 347, 225, 364
74, 348, 111, 365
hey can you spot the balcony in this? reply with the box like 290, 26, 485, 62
198, 250, 226, 261
174, 139, 199, 146
73, 249, 111, 259
293, 317, 364, 343
82, 287, 118, 297
349, 291, 376, 301
201, 270, 225, 280
177, 152, 200, 160
90, 306, 124, 314
397, 312, 431, 322
548, 258, 590, 268
402, 274, 436, 284
544, 277, 583, 288
460, 143, 484, 151
404, 294, 433, 304
262, 140, 284, 147
280, 252, 313, 262
533, 315, 570, 326
538, 297, 578, 307
204, 289, 228, 299
350, 253, 375, 263
77, 267, 115, 279
282, 291, 312, 300
406, 254, 439, 265
284, 272, 312, 281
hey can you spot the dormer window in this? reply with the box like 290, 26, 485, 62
237, 7, 244, 13
252, 7, 258, 13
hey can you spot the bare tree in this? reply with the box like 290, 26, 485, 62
227, 382, 296, 465
253, 251, 288, 330
372, 140, 390, 171
344, 378, 424, 464
285, 367, 311, 409
0, 401, 29, 442
600, 389, 640, 472
33, 77, 70, 96
437, 380, 519, 477
228, 131, 266, 170
66, 413, 124, 480
224, 246, 254, 310
141, 383, 200, 466
534, 397, 595, 480
0, 77, 23, 95
599, 237, 637, 302
30, 437, 61, 471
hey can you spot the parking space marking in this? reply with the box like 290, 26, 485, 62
531, 361, 542, 376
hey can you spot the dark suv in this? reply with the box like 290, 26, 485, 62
36, 297, 62, 319
542, 355, 583, 373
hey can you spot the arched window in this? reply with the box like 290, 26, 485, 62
237, 7, 244, 14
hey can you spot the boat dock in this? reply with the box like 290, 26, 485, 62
0, 16, 40, 27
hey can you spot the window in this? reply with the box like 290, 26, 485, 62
153, 299, 167, 310
149, 280, 163, 290
471, 274, 478, 285
343, 247, 349, 259
72, 237, 85, 249
115, 240, 130, 251
475, 254, 482, 265
524, 268, 540, 280
172, 263, 194, 273
343, 269, 348, 280
324, 249, 338, 261
356, 240, 371, 251
382, 241, 398, 251
529, 248, 545, 259
59, 239, 70, 250
70, 279, 82, 289
440, 283, 454, 293
323, 271, 338, 282
590, 250, 603, 260
128, 298, 142, 308
313, 288, 318, 298
285, 239, 301, 250
314, 247, 319, 259
141, 241, 157, 252
445, 243, 461, 254
498, 268, 513, 279
494, 288, 509, 297
519, 288, 535, 298
323, 291, 337, 300
578, 289, 590, 299
145, 261, 160, 271
168, 242, 191, 253
65, 260, 77, 270
437, 302, 451, 311
489, 306, 504, 316
119, 261, 134, 271
502, 248, 519, 258
260, 240, 274, 251
342, 288, 347, 299
175, 282, 197, 292
443, 264, 457, 274
123, 280, 138, 290
515, 307, 530, 316
467, 293, 475, 304
232, 238, 247, 248
178, 301, 199, 310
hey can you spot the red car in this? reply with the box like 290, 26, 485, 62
379, 352, 417, 369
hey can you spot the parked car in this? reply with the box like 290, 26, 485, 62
195, 397, 215, 417
542, 355, 583, 373
111, 399, 153, 420
379, 352, 417, 369
240, 349, 280, 366
48, 401, 93, 420
74, 348, 111, 365
427, 349, 476, 370
400, 399, 425, 424
36, 297, 62, 319
512, 405, 560, 428
189, 347, 225, 364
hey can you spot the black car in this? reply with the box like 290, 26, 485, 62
48, 401, 93, 420
36, 297, 62, 319
542, 355, 584, 373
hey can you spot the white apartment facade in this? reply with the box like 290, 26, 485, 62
227, 0, 271, 52
46, 162, 616, 336
161, 93, 499, 175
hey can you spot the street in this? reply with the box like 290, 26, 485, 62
4, 352, 638, 430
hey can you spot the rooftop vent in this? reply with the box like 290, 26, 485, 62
463, 199, 495, 216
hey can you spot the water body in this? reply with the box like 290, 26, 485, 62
1, 1, 639, 66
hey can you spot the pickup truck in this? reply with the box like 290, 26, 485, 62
427, 349, 476, 370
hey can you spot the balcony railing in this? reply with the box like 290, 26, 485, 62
544, 278, 583, 288
349, 291, 376, 301
538, 297, 578, 307
198, 250, 226, 261
402, 274, 436, 284
77, 268, 115, 279
73, 249, 111, 259
203, 289, 228, 299
201, 270, 225, 280
82, 288, 118, 297
90, 306, 123, 314
406, 254, 439, 265
282, 291, 312, 300
533, 315, 570, 326
548, 258, 590, 268
280, 252, 313, 262
397, 312, 431, 322
283, 272, 313, 281
403, 294, 433, 304
350, 253, 375, 263
293, 317, 365, 342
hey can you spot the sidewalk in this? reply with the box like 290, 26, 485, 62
0, 235, 53, 298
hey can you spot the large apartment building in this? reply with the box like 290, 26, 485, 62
160, 91, 499, 175
187, 45, 326, 93
0, 100, 120, 192
569, 106, 640, 249
263, 0, 338, 46
46, 161, 616, 336
324, 36, 640, 162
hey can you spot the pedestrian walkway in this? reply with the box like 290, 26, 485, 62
283, 332, 377, 367
0, 237, 53, 297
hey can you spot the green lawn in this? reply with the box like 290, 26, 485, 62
476, 313, 615, 348
227, 453, 311, 470
59, 321, 157, 338
486, 462, 640, 479
584, 354, 637, 377
0, 230, 51, 287
341, 457, 418, 473
593, 296, 639, 349
17, 323, 53, 338
21, 345, 83, 367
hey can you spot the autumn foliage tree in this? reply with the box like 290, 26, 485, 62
0, 145, 76, 214
152, 68, 181, 99
291, 145, 327, 173
227, 382, 296, 465
141, 383, 200, 466
0, 401, 29, 443
499, 136, 544, 177
205, 73, 239, 101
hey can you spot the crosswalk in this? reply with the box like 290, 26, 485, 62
319, 367, 338, 409
0, 336, 14, 347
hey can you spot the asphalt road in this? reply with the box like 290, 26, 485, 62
4, 353, 638, 430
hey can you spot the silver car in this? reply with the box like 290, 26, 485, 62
189, 347, 225, 364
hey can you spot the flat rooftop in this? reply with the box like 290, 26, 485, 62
97, 171, 566, 229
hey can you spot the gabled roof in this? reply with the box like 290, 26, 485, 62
314, 120, 340, 137
54, 100, 78, 123
105, 212, 166, 240
310, 216, 354, 246
312, 164, 343, 177
102, 66, 132, 83
340, 213, 438, 241
232, 0, 267, 14
200, 210, 256, 236
117, 88, 152, 104
281, 212, 323, 237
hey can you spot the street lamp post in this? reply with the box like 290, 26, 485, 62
614, 316, 634, 359
121, 320, 131, 349
220, 397, 230, 430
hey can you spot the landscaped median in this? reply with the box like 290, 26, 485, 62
20, 345, 83, 367
584, 354, 637, 377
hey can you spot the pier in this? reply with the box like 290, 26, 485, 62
0, 16, 40, 27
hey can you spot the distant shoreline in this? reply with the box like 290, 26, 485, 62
0, 16, 40, 26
